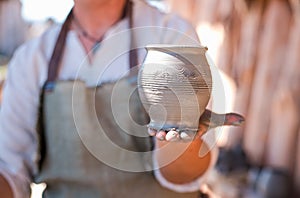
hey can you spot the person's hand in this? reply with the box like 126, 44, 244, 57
0, 174, 13, 198
148, 109, 245, 142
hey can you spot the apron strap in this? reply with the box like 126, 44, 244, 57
128, 0, 138, 70
37, 10, 73, 169
45, 0, 137, 90
44, 10, 73, 90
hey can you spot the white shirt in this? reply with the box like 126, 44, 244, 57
0, 1, 209, 197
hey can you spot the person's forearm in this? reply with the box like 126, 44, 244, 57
0, 174, 14, 198
155, 136, 211, 184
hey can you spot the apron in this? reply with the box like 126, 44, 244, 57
34, 1, 200, 197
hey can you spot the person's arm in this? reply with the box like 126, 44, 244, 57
151, 110, 244, 188
0, 175, 13, 198
154, 125, 211, 185
0, 40, 44, 198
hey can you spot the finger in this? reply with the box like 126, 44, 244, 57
148, 128, 157, 136
199, 109, 245, 128
196, 124, 209, 138
224, 113, 245, 126
165, 130, 180, 142
180, 131, 195, 141
156, 130, 166, 141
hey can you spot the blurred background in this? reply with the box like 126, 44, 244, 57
0, 0, 299, 197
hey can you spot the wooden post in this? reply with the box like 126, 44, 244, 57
295, 128, 300, 197
264, 10, 300, 171
225, 2, 263, 147
0, 0, 26, 57
243, 0, 292, 165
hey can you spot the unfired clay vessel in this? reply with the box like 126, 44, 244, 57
138, 45, 212, 133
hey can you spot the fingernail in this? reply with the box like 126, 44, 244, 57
156, 131, 166, 141
165, 130, 179, 141
180, 131, 195, 141
148, 128, 156, 136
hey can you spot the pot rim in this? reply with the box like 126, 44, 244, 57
145, 44, 208, 52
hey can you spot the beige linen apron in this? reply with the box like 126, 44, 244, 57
34, 2, 199, 197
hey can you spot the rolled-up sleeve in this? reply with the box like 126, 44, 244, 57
0, 43, 43, 197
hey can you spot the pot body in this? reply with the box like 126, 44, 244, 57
138, 45, 212, 132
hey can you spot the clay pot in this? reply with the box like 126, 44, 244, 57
138, 45, 212, 133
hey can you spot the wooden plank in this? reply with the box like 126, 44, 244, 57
226, 4, 263, 147
264, 10, 300, 171
0, 0, 26, 56
294, 127, 300, 197
266, 91, 299, 170
243, 0, 292, 165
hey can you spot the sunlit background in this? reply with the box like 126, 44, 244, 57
20, 0, 73, 22
20, 0, 169, 22
9, 0, 225, 65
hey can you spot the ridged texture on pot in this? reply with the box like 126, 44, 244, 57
138, 45, 212, 132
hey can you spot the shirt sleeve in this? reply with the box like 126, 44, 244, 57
133, 0, 201, 47
152, 140, 218, 193
162, 13, 201, 45
0, 42, 43, 197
